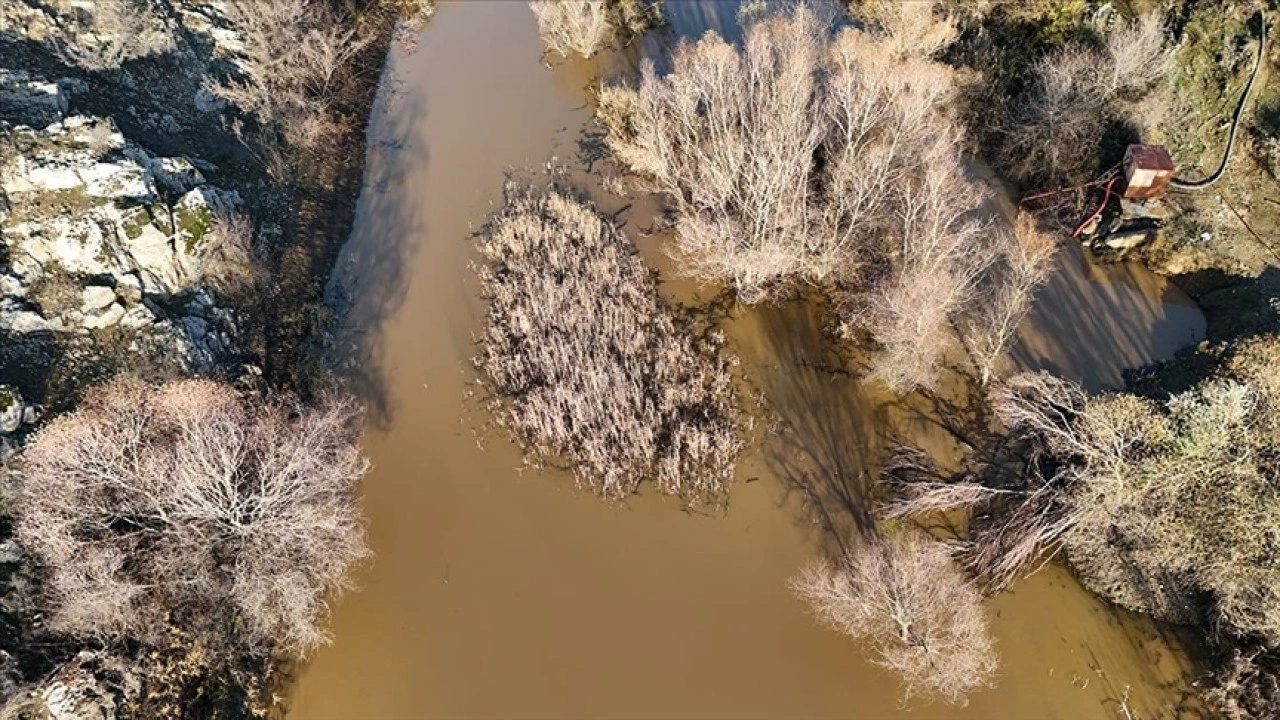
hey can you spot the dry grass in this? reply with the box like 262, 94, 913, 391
475, 183, 745, 504
60, 0, 176, 71
599, 5, 1023, 391
1209, 646, 1280, 720
790, 533, 998, 707
16, 378, 370, 656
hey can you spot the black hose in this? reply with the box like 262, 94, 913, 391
1170, 12, 1267, 191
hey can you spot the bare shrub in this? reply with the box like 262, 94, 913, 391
193, 207, 257, 294
986, 356, 1280, 635
790, 534, 998, 706
599, 6, 1015, 391
61, 0, 176, 71
997, 11, 1172, 187
15, 378, 370, 656
215, 0, 372, 150
530, 1, 613, 58
29, 265, 82, 318
879, 433, 1071, 592
475, 183, 744, 503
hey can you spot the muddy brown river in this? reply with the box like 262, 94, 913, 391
290, 3, 1209, 718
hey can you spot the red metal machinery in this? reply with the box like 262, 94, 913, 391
1122, 144, 1175, 200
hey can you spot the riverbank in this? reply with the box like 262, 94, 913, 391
0, 1, 411, 715
289, 4, 1209, 717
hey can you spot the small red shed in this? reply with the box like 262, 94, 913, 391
1122, 144, 1175, 200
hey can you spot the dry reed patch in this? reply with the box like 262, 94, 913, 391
475, 184, 745, 504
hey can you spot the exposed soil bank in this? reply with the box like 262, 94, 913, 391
291, 3, 1209, 718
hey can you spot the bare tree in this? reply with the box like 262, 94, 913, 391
16, 378, 370, 656
856, 0, 958, 59
475, 182, 745, 503
599, 6, 1013, 391
999, 46, 1108, 187
791, 534, 998, 706
215, 0, 372, 150
530, 1, 613, 58
1099, 11, 1174, 100
960, 214, 1059, 386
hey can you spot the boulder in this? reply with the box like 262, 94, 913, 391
0, 274, 26, 298
0, 540, 23, 565
81, 161, 152, 199
0, 69, 67, 128
115, 273, 143, 304
79, 286, 117, 313
119, 304, 155, 329
0, 308, 53, 334
82, 303, 126, 330
0, 386, 23, 434
36, 652, 140, 720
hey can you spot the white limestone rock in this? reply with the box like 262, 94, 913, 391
82, 302, 126, 330
0, 386, 24, 434
79, 285, 117, 313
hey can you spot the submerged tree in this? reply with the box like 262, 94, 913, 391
16, 378, 370, 656
530, 0, 613, 58
598, 5, 1047, 391
790, 533, 998, 706
475, 183, 745, 503
530, 0, 662, 59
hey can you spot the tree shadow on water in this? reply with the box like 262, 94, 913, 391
748, 300, 885, 554
321, 83, 427, 429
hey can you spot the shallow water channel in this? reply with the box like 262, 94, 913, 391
290, 3, 1209, 718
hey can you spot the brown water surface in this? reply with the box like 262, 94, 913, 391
291, 3, 1208, 718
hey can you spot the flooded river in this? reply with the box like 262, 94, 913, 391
290, 3, 1208, 718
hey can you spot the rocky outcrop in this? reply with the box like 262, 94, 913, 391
0, 70, 244, 376
11, 652, 141, 720
0, 385, 35, 435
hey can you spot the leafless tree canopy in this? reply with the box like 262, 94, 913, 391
530, 1, 613, 58
475, 184, 745, 503
997, 11, 1172, 187
959, 214, 1059, 386
215, 0, 373, 150
599, 6, 1037, 391
790, 534, 998, 706
16, 378, 370, 656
